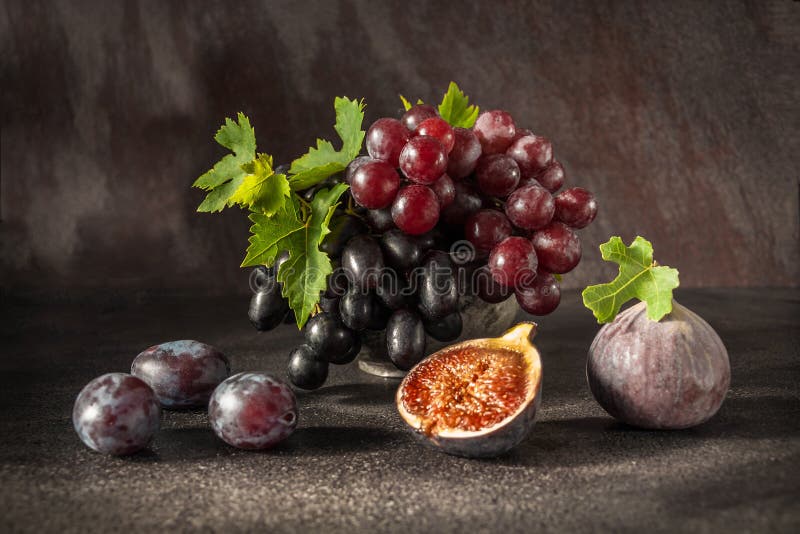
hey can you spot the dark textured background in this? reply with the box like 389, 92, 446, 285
1, 0, 799, 293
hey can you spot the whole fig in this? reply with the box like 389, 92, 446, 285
587, 300, 730, 429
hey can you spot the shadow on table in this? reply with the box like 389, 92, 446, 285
295, 382, 398, 406
494, 394, 800, 468
280, 425, 403, 456
119, 427, 230, 463
123, 424, 403, 463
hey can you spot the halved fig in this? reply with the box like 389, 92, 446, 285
396, 322, 542, 458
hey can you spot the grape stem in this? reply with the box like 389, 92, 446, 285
343, 196, 366, 221
297, 195, 311, 219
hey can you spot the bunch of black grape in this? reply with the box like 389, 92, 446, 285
249, 215, 464, 389
248, 103, 597, 389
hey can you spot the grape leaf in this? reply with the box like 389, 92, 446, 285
398, 95, 426, 111
240, 201, 303, 268
228, 153, 291, 215
288, 97, 365, 191
193, 113, 256, 212
582, 236, 680, 324
438, 82, 479, 128
241, 183, 349, 328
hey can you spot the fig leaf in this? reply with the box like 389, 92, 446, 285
582, 236, 680, 324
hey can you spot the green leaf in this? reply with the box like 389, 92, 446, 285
279, 184, 349, 328
581, 236, 680, 324
242, 183, 349, 328
229, 153, 291, 216
399, 95, 425, 111
437, 82, 479, 128
288, 97, 365, 190
240, 200, 304, 269
193, 113, 257, 212
195, 175, 246, 212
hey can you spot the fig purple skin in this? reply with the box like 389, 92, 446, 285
208, 372, 298, 449
587, 301, 730, 429
131, 340, 230, 409
73, 373, 161, 455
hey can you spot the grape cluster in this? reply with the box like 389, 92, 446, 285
249, 104, 597, 389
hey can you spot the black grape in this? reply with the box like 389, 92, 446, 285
386, 309, 427, 371
416, 250, 459, 321
339, 288, 375, 331
321, 215, 368, 259
423, 312, 463, 342
287, 345, 328, 390
248, 283, 289, 331
304, 312, 359, 363
342, 235, 384, 289
380, 229, 423, 273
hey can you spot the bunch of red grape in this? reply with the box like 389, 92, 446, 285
249, 103, 597, 389
353, 104, 597, 315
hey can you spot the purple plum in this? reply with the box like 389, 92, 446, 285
73, 373, 161, 455
131, 340, 230, 409
208, 372, 297, 449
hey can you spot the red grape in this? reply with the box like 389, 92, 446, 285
464, 209, 513, 254
505, 184, 555, 230
366, 118, 410, 167
399, 136, 448, 185
512, 127, 534, 142
515, 271, 560, 315
475, 154, 521, 197
526, 160, 565, 193
431, 174, 456, 208
441, 181, 482, 224
391, 184, 440, 235
473, 110, 516, 154
554, 187, 597, 228
401, 104, 438, 131
530, 222, 582, 274
415, 117, 455, 152
350, 160, 400, 209
447, 127, 482, 179
488, 236, 538, 288
507, 134, 553, 178
344, 155, 373, 184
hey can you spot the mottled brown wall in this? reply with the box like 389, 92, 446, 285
1, 0, 798, 293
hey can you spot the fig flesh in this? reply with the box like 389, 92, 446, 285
587, 300, 730, 429
396, 322, 542, 458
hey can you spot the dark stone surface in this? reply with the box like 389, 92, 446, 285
1, 1, 798, 293
1, 288, 798, 532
